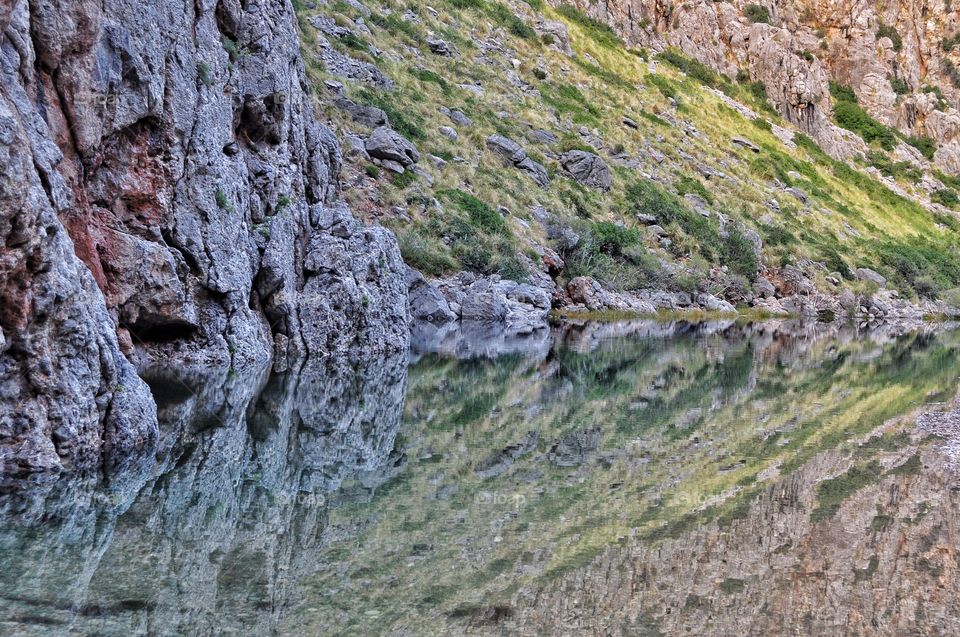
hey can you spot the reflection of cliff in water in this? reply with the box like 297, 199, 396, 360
499, 442, 960, 637
0, 354, 407, 636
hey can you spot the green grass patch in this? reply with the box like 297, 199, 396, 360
811, 461, 883, 522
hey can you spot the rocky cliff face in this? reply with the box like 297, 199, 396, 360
552, 0, 960, 169
0, 0, 408, 481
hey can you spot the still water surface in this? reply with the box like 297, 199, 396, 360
3, 320, 960, 636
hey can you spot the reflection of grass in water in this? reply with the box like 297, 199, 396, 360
296, 327, 960, 635
811, 461, 883, 522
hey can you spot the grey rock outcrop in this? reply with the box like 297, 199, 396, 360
855, 267, 887, 288
405, 267, 456, 323
485, 135, 550, 187
366, 126, 421, 166
560, 150, 612, 191
334, 96, 389, 127
0, 0, 408, 481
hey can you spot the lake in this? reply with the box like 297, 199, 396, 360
3, 319, 960, 636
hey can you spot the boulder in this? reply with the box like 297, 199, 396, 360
427, 38, 455, 56
548, 427, 601, 466
405, 267, 456, 323
461, 278, 509, 322
855, 267, 887, 288
448, 109, 473, 127
485, 135, 549, 187
753, 276, 776, 299
560, 150, 611, 191
486, 134, 526, 163
732, 136, 760, 153
333, 96, 388, 127
365, 126, 420, 166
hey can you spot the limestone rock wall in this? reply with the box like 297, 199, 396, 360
0, 0, 408, 480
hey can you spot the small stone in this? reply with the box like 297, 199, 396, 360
732, 137, 761, 153
439, 126, 458, 140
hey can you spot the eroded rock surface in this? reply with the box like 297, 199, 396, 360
0, 0, 408, 480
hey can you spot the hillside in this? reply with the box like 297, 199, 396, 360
297, 0, 960, 318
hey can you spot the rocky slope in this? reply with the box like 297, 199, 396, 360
0, 0, 408, 481
555, 0, 960, 169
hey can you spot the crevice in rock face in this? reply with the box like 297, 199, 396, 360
125, 320, 198, 344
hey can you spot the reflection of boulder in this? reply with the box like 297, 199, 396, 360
0, 353, 407, 635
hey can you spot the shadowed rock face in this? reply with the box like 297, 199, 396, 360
0, 353, 408, 636
0, 0, 408, 479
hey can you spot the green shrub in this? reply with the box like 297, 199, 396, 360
657, 49, 724, 88
555, 4, 623, 47
752, 118, 773, 131
943, 33, 960, 51
445, 0, 485, 9
747, 81, 767, 101
215, 188, 235, 213
396, 229, 457, 276
945, 60, 960, 88
625, 180, 727, 263
197, 62, 212, 87
722, 230, 759, 278
392, 169, 418, 188
812, 461, 883, 522
798, 50, 814, 62
744, 4, 771, 24
923, 85, 950, 110
864, 151, 922, 182
932, 188, 960, 208
903, 134, 936, 160
592, 221, 640, 256
675, 175, 713, 204
833, 101, 897, 150
889, 75, 909, 95
221, 36, 242, 61
339, 32, 368, 52
541, 82, 601, 123
411, 67, 446, 87
365, 164, 381, 178
829, 81, 858, 103
647, 74, 678, 100
639, 110, 670, 127
573, 57, 632, 89
370, 12, 422, 41
438, 189, 510, 235
355, 88, 426, 140
876, 23, 902, 51
487, 2, 538, 40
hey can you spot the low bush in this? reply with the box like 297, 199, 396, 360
355, 88, 426, 140
555, 4, 623, 47
657, 49, 724, 88
675, 175, 713, 204
487, 2, 538, 40
647, 74, 678, 101
439, 189, 510, 235
829, 81, 858, 103
591, 221, 640, 256
744, 4, 771, 24
876, 23, 902, 51
833, 101, 897, 150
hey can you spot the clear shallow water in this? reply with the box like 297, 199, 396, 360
3, 320, 960, 636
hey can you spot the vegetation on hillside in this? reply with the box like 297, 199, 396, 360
295, 0, 960, 302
